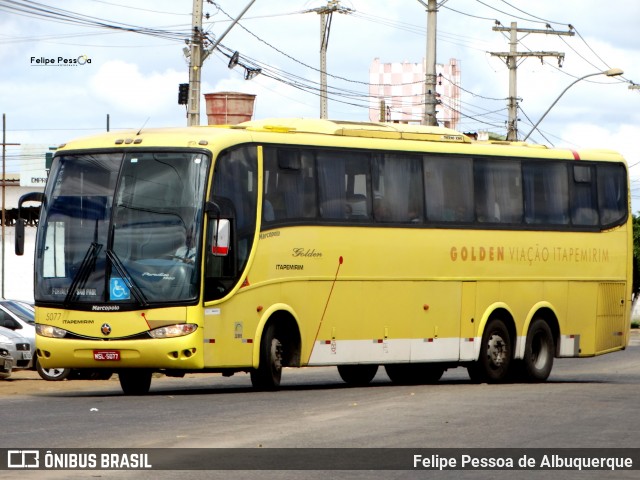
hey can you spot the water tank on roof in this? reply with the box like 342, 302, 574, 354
204, 92, 256, 125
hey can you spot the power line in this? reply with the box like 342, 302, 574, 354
440, 3, 497, 22
0, 0, 190, 42
84, 0, 191, 16
439, 74, 507, 101
475, 0, 560, 25
494, 0, 569, 26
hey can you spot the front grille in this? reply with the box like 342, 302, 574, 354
64, 331, 152, 341
16, 343, 30, 351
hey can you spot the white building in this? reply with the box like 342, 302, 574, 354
0, 144, 49, 301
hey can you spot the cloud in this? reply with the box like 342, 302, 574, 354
89, 60, 185, 117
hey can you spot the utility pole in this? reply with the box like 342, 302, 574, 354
187, 0, 204, 127
1, 114, 20, 299
417, 0, 438, 126
186, 0, 256, 126
319, 7, 330, 120
490, 22, 574, 141
306, 1, 353, 119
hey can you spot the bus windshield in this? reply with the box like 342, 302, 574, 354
35, 150, 210, 307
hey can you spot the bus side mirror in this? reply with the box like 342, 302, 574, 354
15, 218, 25, 256
209, 218, 230, 256
15, 192, 45, 256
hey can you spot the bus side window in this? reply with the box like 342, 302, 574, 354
262, 148, 317, 224
373, 153, 423, 223
523, 162, 569, 225
205, 147, 257, 301
317, 151, 371, 221
424, 155, 473, 222
571, 165, 598, 226
474, 159, 523, 224
598, 164, 627, 226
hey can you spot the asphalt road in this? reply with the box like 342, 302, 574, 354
2, 331, 639, 480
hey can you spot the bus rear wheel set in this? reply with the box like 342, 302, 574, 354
468, 317, 555, 384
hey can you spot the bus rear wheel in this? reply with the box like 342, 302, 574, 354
522, 319, 554, 382
471, 318, 512, 383
338, 364, 378, 386
250, 323, 283, 391
118, 369, 152, 395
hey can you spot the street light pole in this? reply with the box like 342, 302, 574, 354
523, 68, 623, 141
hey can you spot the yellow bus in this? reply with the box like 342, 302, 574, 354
18, 118, 631, 395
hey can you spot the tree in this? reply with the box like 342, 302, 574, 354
633, 213, 640, 298
631, 214, 640, 325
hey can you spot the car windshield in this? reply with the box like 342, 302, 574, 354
0, 302, 34, 324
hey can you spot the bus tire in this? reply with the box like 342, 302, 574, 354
384, 364, 444, 385
476, 318, 512, 383
118, 369, 152, 395
522, 319, 554, 382
338, 364, 378, 386
36, 361, 72, 381
250, 323, 283, 391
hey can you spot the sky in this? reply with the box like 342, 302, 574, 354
1, 0, 640, 209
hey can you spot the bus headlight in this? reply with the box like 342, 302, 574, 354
36, 324, 68, 338
148, 323, 198, 339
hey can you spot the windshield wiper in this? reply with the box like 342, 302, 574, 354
106, 249, 149, 307
64, 242, 102, 307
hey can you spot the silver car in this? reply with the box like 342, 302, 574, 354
0, 301, 110, 381
0, 303, 35, 369
0, 334, 14, 378
0, 328, 29, 375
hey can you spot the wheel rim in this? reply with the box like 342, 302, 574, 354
487, 333, 508, 368
45, 368, 65, 378
270, 338, 283, 372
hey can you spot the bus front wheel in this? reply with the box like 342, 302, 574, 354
250, 323, 283, 391
471, 318, 512, 383
338, 364, 378, 386
118, 369, 152, 395
36, 358, 72, 381
522, 319, 554, 382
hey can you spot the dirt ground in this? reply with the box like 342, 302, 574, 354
0, 369, 120, 395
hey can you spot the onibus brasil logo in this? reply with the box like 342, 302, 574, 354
31, 55, 92, 66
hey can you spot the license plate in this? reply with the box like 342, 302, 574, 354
22, 352, 32, 360
93, 350, 120, 361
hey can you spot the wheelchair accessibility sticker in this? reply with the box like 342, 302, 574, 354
109, 278, 130, 301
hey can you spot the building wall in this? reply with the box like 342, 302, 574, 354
369, 58, 461, 129
0, 226, 36, 302
0, 184, 42, 301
